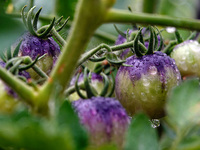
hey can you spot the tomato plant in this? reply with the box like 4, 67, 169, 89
1, 0, 200, 150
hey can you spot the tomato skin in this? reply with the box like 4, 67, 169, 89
72, 97, 129, 148
19, 32, 60, 79
115, 51, 181, 119
171, 40, 200, 78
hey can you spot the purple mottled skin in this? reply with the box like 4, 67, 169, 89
115, 51, 181, 118
19, 32, 60, 79
19, 32, 60, 60
73, 97, 129, 148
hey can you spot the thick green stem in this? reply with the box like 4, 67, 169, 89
29, 0, 34, 10
0, 67, 36, 105
37, 0, 115, 108
105, 9, 200, 31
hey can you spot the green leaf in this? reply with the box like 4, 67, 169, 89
124, 113, 159, 150
0, 108, 75, 150
0, 14, 25, 50
57, 101, 88, 150
166, 78, 200, 130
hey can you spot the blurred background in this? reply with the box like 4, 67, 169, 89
2, 0, 200, 50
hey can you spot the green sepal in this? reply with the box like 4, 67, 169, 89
186, 31, 198, 40
83, 68, 97, 98
33, 7, 42, 30
17, 75, 28, 82
126, 29, 130, 42
122, 63, 133, 67
105, 73, 115, 97
19, 55, 40, 71
55, 16, 64, 26
153, 27, 158, 50
9, 59, 22, 74
104, 66, 116, 75
27, 6, 38, 36
114, 24, 126, 38
13, 40, 22, 58
163, 40, 177, 55
21, 5, 28, 28
133, 27, 144, 57
154, 26, 164, 51
146, 26, 154, 55
106, 52, 126, 65
138, 41, 148, 53
56, 16, 70, 32
38, 17, 55, 38
99, 72, 109, 97
0, 51, 7, 62
5, 57, 19, 69
75, 72, 87, 99
139, 28, 144, 44
175, 30, 184, 44
6, 46, 12, 61
93, 63, 105, 74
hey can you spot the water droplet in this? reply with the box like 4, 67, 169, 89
22, 43, 30, 54
149, 66, 157, 75
151, 119, 160, 128
175, 67, 179, 73
142, 78, 150, 86
181, 56, 186, 60
177, 75, 180, 80
141, 92, 147, 101
166, 27, 176, 33
131, 92, 135, 98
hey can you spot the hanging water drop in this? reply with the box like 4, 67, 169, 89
149, 66, 157, 75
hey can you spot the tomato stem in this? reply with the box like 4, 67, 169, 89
105, 9, 200, 31
0, 67, 36, 106
37, 0, 116, 108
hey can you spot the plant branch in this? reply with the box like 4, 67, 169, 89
105, 9, 200, 31
77, 41, 134, 67
37, 0, 116, 108
6, 12, 116, 43
0, 67, 36, 105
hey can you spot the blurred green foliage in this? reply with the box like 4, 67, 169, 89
124, 114, 159, 150
0, 101, 88, 150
